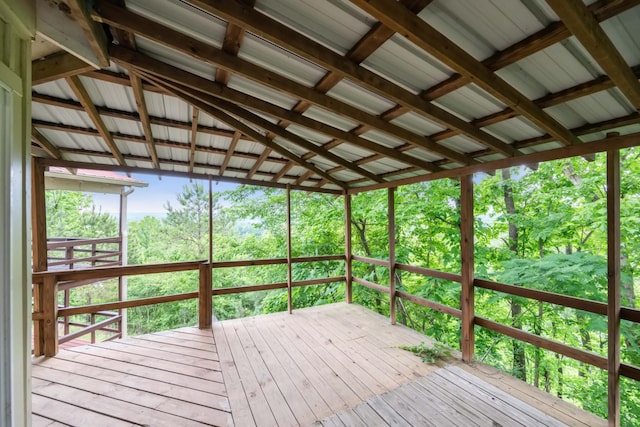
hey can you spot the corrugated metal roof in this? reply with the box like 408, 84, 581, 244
29, 0, 640, 192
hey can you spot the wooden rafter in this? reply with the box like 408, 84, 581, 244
189, 0, 502, 161
66, 0, 109, 67
272, 162, 294, 183
31, 127, 62, 159
190, 108, 199, 173
215, 0, 255, 84
94, 2, 472, 165
147, 76, 346, 188
423, 0, 640, 100
294, 170, 314, 186
110, 46, 442, 173
219, 131, 240, 176
247, 148, 271, 180
547, 0, 640, 110
32, 52, 94, 86
351, 0, 582, 147
65, 75, 126, 165
129, 74, 159, 168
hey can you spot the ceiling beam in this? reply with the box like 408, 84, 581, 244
31, 127, 63, 159
422, 0, 640, 100
247, 148, 272, 180
111, 46, 443, 173
94, 2, 475, 164
39, 158, 340, 194
219, 130, 240, 176
66, 0, 110, 67
188, 0, 503, 160
32, 51, 94, 86
190, 108, 200, 173
546, 0, 640, 110
215, 0, 255, 84
65, 75, 126, 165
351, 0, 582, 147
129, 73, 160, 168
148, 77, 347, 189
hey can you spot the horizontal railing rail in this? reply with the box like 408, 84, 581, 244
351, 257, 640, 383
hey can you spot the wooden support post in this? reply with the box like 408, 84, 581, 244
461, 174, 475, 362
198, 262, 212, 329
286, 185, 293, 314
344, 192, 353, 303
607, 146, 621, 427
388, 188, 397, 325
42, 275, 59, 357
31, 158, 48, 356
209, 176, 213, 264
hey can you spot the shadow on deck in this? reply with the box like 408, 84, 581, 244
31, 303, 605, 426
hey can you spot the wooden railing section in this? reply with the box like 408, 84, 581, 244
32, 255, 345, 356
350, 256, 640, 383
45, 237, 124, 347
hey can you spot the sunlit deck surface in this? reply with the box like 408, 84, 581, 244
31, 303, 605, 426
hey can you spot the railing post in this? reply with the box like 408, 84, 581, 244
388, 188, 396, 325
42, 275, 59, 357
199, 262, 212, 329
286, 184, 293, 314
606, 145, 621, 427
344, 192, 353, 303
461, 174, 475, 362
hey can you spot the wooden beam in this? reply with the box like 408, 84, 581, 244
388, 187, 396, 324
460, 174, 474, 362
65, 75, 126, 165
606, 145, 621, 426
188, 0, 492, 162
421, 0, 640, 101
294, 170, 314, 186
344, 192, 353, 303
31, 158, 48, 356
219, 130, 240, 176
129, 74, 159, 168
547, 0, 640, 111
349, 131, 640, 194
66, 0, 109, 67
94, 3, 468, 165
248, 148, 271, 180
198, 263, 212, 329
31, 127, 62, 159
110, 46, 442, 173
271, 161, 294, 183
152, 79, 346, 188
32, 51, 94, 85
215, 0, 255, 84
286, 184, 293, 314
351, 0, 582, 147
190, 108, 199, 173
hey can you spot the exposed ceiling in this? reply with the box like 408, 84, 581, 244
30, 0, 640, 194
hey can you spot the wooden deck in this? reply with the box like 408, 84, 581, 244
32, 303, 606, 426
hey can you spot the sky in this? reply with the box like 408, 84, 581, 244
91, 173, 238, 218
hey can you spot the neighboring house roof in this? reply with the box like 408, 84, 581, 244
30, 0, 640, 193
45, 167, 148, 194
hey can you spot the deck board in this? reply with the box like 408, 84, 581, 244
32, 303, 606, 427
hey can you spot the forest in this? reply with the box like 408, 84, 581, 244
46, 149, 640, 425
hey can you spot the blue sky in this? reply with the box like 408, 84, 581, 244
91, 173, 238, 216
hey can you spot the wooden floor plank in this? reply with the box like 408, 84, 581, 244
35, 357, 229, 412
66, 344, 223, 383
213, 322, 256, 427
220, 320, 278, 427
367, 395, 413, 427
33, 366, 232, 426
240, 316, 317, 425
353, 402, 391, 426
113, 336, 218, 360
32, 394, 137, 427
129, 333, 216, 352
155, 329, 219, 345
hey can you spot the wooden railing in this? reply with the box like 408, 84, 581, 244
44, 237, 124, 346
351, 255, 640, 383
32, 254, 345, 356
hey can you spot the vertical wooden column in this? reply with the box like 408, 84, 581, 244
460, 174, 475, 362
286, 185, 293, 313
198, 262, 212, 329
607, 148, 621, 427
388, 188, 397, 324
31, 158, 48, 356
42, 275, 59, 357
344, 192, 353, 303
209, 176, 213, 264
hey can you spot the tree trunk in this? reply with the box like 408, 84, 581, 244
503, 168, 527, 382
352, 218, 382, 312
